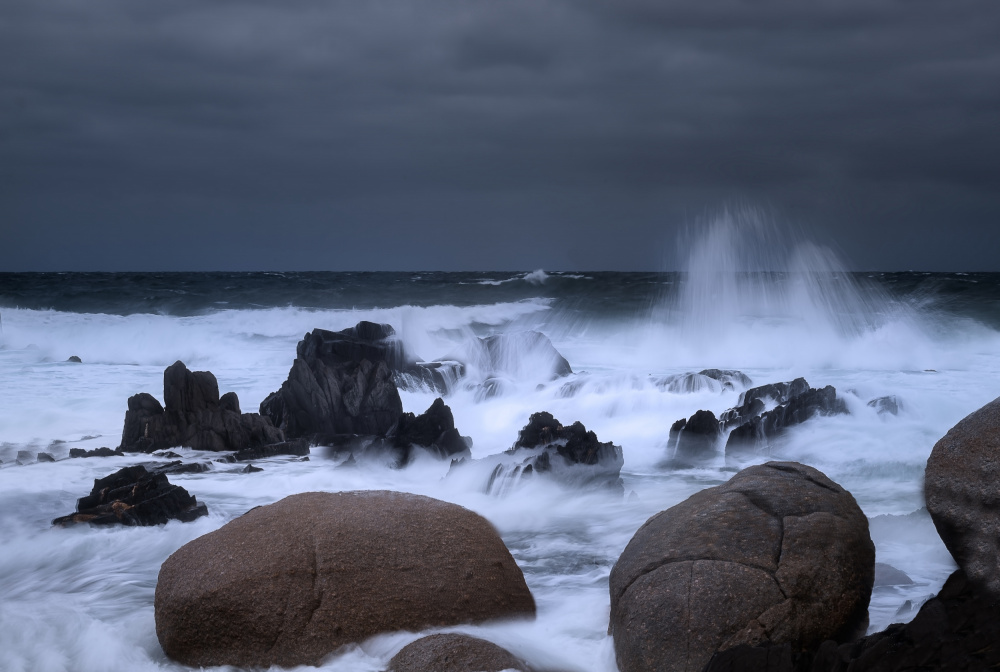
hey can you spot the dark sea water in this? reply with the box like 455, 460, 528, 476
1, 228, 998, 671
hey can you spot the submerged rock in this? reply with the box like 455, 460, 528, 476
70, 446, 124, 458
66, 355, 82, 363
154, 490, 535, 668
867, 395, 900, 416
609, 461, 874, 672
388, 634, 530, 672
52, 464, 208, 527
119, 361, 284, 453
925, 395, 1000, 597
653, 369, 752, 395
36, 452, 55, 463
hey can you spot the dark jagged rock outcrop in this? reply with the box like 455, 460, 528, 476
925, 395, 1000, 598
388, 634, 531, 672
726, 385, 848, 457
704, 569, 1000, 672
719, 378, 812, 430
609, 462, 874, 672
260, 323, 406, 439
119, 361, 284, 453
485, 412, 624, 493
52, 464, 208, 527
379, 397, 472, 465
70, 446, 124, 458
154, 491, 535, 668
668, 409, 723, 465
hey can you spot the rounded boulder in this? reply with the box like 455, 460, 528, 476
925, 396, 1000, 596
609, 461, 874, 672
388, 633, 530, 672
154, 490, 535, 668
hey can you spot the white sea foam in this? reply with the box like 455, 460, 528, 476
0, 219, 995, 670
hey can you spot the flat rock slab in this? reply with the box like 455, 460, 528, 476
154, 490, 535, 668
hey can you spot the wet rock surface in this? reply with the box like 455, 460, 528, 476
609, 461, 874, 672
377, 397, 472, 465
154, 490, 535, 668
668, 409, 723, 465
726, 385, 848, 457
388, 633, 530, 672
119, 361, 284, 453
52, 464, 208, 527
704, 569, 1000, 672
925, 395, 1000, 597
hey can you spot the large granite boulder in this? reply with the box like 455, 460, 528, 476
388, 633, 530, 672
154, 490, 535, 668
925, 395, 1000, 596
119, 361, 284, 453
260, 323, 407, 439
704, 569, 1000, 672
485, 411, 624, 493
608, 461, 874, 672
52, 464, 208, 527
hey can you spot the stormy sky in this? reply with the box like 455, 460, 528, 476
2, 0, 998, 271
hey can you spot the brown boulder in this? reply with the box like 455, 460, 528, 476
388, 633, 530, 672
609, 461, 874, 672
154, 490, 535, 668
925, 396, 1000, 596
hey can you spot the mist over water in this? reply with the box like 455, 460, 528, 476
1, 218, 998, 671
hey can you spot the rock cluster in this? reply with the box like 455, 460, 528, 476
154, 490, 535, 668
52, 464, 208, 527
667, 377, 849, 464
484, 411, 624, 493
119, 361, 283, 453
609, 461, 874, 672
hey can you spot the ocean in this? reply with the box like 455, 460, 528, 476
2, 224, 999, 672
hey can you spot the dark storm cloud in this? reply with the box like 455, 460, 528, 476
1, 0, 998, 270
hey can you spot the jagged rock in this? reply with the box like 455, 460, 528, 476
704, 569, 1000, 672
52, 464, 208, 527
242, 464, 263, 473
15, 450, 32, 465
468, 331, 572, 381
378, 397, 472, 465
36, 452, 56, 462
260, 323, 405, 439
726, 384, 849, 458
66, 355, 82, 363
873, 562, 914, 587
484, 412, 623, 493
720, 378, 811, 430
867, 395, 900, 416
925, 395, 1000, 597
388, 634, 530, 672
609, 462, 874, 672
667, 409, 722, 465
119, 361, 284, 453
154, 490, 535, 668
70, 446, 124, 458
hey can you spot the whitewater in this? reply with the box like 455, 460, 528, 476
2, 223, 999, 672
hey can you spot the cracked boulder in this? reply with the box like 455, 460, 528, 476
608, 461, 874, 672
925, 395, 1000, 597
154, 490, 536, 668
